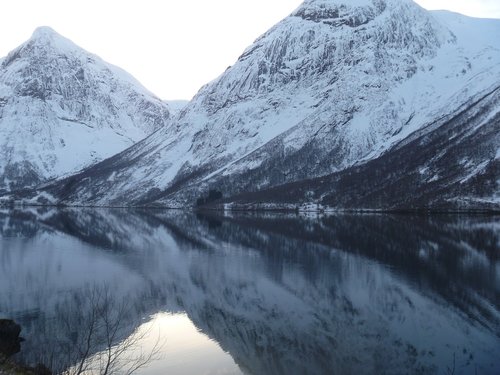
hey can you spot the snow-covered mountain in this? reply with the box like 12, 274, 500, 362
0, 27, 171, 193
20, 0, 500, 209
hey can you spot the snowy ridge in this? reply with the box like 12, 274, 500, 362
0, 27, 171, 193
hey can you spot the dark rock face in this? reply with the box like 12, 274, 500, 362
0, 319, 22, 357
33, 364, 52, 375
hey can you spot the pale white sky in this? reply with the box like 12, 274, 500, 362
0, 1, 498, 100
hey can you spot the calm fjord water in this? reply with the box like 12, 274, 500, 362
0, 209, 499, 375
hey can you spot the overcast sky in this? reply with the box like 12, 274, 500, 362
1, 1, 499, 100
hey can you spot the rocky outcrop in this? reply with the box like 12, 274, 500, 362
0, 320, 22, 358
0, 320, 52, 375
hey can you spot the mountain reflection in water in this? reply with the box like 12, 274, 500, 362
0, 208, 499, 375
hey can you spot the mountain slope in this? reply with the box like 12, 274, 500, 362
24, 1, 500, 209
219, 84, 500, 211
0, 27, 171, 193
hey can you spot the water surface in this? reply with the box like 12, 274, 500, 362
0, 209, 499, 374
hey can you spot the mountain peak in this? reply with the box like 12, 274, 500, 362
301, 0, 374, 6
298, 0, 412, 7
0, 26, 83, 70
31, 26, 61, 39
26, 26, 78, 52
295, 0, 385, 12
292, 0, 400, 25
